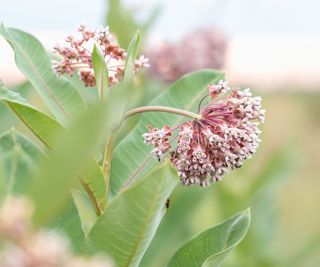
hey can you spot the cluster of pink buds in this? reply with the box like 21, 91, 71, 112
143, 81, 265, 187
147, 28, 226, 83
52, 24, 149, 87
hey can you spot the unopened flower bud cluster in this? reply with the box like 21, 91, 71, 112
0, 196, 113, 267
143, 80, 265, 187
52, 24, 149, 87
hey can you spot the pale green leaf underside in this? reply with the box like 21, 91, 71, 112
168, 209, 251, 267
0, 84, 106, 213
0, 128, 43, 195
82, 162, 178, 267
0, 25, 86, 125
110, 70, 224, 196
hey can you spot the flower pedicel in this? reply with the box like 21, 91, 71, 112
143, 81, 265, 187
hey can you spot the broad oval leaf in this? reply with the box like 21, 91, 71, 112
167, 209, 251, 267
82, 162, 178, 267
0, 84, 106, 214
110, 70, 224, 196
0, 24, 86, 125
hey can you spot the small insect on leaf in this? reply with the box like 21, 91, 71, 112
165, 198, 170, 209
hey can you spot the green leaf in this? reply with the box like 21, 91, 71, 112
0, 130, 85, 251
125, 30, 141, 79
0, 81, 34, 133
49, 197, 85, 252
105, 0, 159, 47
29, 102, 112, 226
82, 162, 178, 267
0, 84, 107, 214
0, 84, 62, 146
71, 188, 98, 235
110, 70, 224, 196
106, 0, 140, 47
0, 128, 43, 195
167, 209, 251, 267
92, 44, 109, 100
0, 25, 86, 125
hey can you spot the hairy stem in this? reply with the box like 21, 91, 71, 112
124, 106, 201, 120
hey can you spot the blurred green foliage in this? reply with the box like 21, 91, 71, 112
106, 0, 160, 48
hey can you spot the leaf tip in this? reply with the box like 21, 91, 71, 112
244, 207, 251, 217
92, 43, 98, 53
239, 208, 251, 232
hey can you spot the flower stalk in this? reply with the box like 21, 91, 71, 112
124, 106, 201, 120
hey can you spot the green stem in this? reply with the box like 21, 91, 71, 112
102, 133, 114, 207
124, 106, 201, 120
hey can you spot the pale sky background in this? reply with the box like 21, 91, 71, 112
1, 0, 319, 37
1, 0, 320, 89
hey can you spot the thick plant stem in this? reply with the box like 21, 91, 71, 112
102, 133, 114, 207
124, 106, 201, 120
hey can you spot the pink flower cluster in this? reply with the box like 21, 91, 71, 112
52, 24, 149, 87
147, 28, 226, 83
143, 81, 265, 187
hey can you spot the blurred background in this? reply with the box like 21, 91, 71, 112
1, 0, 320, 266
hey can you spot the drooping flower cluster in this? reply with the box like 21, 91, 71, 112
52, 24, 149, 87
0, 196, 113, 267
147, 28, 226, 83
143, 81, 265, 187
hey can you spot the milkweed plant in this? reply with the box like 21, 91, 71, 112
0, 24, 264, 267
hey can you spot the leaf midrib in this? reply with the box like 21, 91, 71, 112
6, 29, 71, 121
124, 169, 166, 267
